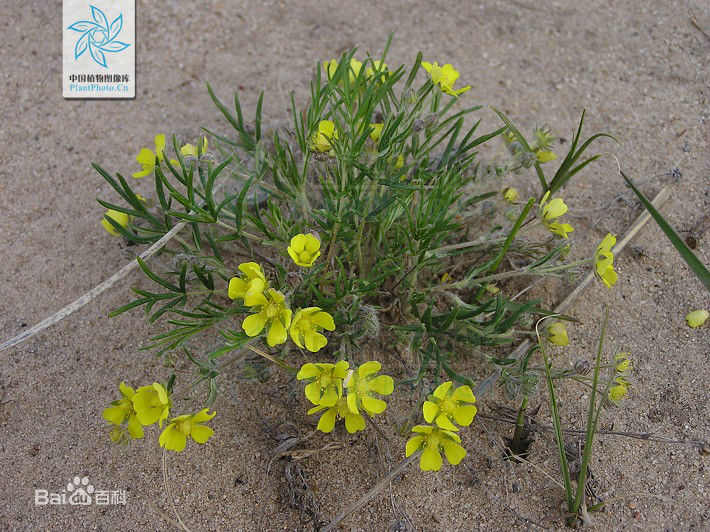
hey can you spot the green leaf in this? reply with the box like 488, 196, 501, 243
620, 171, 710, 291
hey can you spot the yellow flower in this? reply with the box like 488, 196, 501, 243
228, 262, 268, 306
297, 361, 350, 407
310, 120, 338, 153
422, 381, 477, 431
345, 361, 394, 417
614, 352, 632, 373
369, 123, 384, 143
685, 309, 708, 328
535, 149, 557, 163
180, 137, 208, 157
308, 396, 365, 434
324, 58, 363, 83
421, 61, 471, 97
608, 377, 629, 406
101, 209, 130, 237
594, 233, 618, 288
131, 382, 171, 427
548, 321, 569, 346
290, 307, 336, 352
393, 153, 405, 169
132, 134, 166, 178
287, 234, 321, 268
366, 60, 388, 79
102, 382, 143, 439
539, 191, 574, 238
241, 288, 292, 347
405, 424, 466, 471
502, 187, 519, 203
159, 409, 216, 452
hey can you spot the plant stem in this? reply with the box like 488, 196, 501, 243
245, 344, 297, 374
510, 395, 529, 456
215, 219, 260, 240
570, 306, 610, 517
541, 340, 574, 510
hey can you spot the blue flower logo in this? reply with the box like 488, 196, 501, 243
67, 5, 131, 68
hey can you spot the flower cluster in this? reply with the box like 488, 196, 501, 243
539, 191, 574, 238
298, 361, 394, 434
406, 380, 477, 471
228, 247, 336, 352
103, 381, 215, 452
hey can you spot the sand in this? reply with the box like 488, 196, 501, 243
0, 0, 708, 530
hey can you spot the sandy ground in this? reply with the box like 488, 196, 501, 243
1, 0, 709, 530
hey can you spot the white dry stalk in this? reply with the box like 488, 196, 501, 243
0, 170, 240, 353
0, 222, 187, 352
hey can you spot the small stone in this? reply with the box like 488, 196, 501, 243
628, 502, 637, 510
632, 510, 641, 519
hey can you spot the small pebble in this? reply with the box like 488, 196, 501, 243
628, 502, 637, 510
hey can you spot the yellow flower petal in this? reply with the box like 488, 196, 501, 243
126, 414, 144, 439
420, 445, 443, 471
368, 375, 394, 395
266, 318, 288, 347
159, 424, 187, 452
434, 413, 458, 432
154, 134, 166, 161
228, 277, 248, 300
452, 404, 477, 426
432, 380, 453, 400
344, 412, 365, 433
304, 330, 328, 352
304, 382, 322, 405
686, 309, 709, 328
452, 385, 476, 403
102, 405, 126, 425
441, 438, 466, 465
316, 408, 337, 433
361, 395, 387, 415
423, 400, 438, 423
297, 363, 319, 380
190, 425, 214, 444
136, 147, 155, 166
358, 361, 381, 378
405, 435, 424, 457
242, 312, 267, 337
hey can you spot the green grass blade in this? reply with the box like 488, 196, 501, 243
621, 171, 710, 291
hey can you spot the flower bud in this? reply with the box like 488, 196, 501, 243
423, 113, 439, 129
502, 187, 519, 204
573, 359, 591, 375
